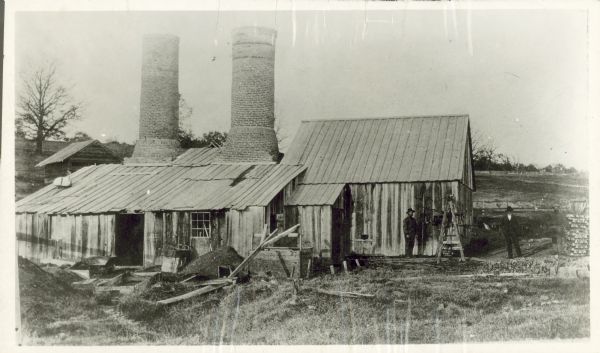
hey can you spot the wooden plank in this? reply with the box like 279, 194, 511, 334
157, 283, 229, 305
143, 212, 155, 267
227, 227, 281, 278
315, 288, 374, 298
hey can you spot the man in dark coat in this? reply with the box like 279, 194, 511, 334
499, 206, 522, 258
403, 208, 418, 257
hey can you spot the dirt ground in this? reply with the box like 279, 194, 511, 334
18, 248, 589, 345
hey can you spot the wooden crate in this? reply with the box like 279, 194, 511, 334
250, 247, 313, 278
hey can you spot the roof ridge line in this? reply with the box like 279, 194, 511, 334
300, 114, 469, 123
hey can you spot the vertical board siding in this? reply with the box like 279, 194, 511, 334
226, 207, 265, 258
143, 212, 156, 267
296, 205, 331, 260
349, 181, 472, 256
17, 213, 115, 263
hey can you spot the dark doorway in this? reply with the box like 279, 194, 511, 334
114, 214, 144, 266
332, 186, 353, 264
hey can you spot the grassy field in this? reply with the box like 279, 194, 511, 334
473, 173, 588, 209
19, 257, 589, 345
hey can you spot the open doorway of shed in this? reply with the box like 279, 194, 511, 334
332, 185, 353, 264
114, 213, 144, 266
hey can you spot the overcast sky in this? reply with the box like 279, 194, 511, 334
15, 9, 589, 170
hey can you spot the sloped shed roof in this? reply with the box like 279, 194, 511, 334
173, 148, 219, 166
281, 115, 474, 186
17, 163, 305, 214
286, 184, 345, 206
36, 140, 119, 167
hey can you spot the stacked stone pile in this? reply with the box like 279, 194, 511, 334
563, 214, 589, 256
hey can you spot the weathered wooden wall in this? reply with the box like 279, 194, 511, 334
250, 247, 313, 278
16, 213, 116, 263
225, 207, 265, 258
17, 207, 264, 266
349, 181, 473, 256
143, 210, 228, 267
294, 205, 332, 260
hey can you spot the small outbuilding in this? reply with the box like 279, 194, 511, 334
35, 140, 122, 183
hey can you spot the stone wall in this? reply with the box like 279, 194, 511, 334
128, 34, 181, 163
563, 214, 589, 256
218, 27, 280, 163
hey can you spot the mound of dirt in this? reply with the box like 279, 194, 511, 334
181, 246, 243, 278
41, 265, 84, 284
18, 257, 77, 299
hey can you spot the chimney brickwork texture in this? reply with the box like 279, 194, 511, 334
127, 34, 182, 164
218, 27, 280, 163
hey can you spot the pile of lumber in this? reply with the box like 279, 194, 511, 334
563, 214, 589, 256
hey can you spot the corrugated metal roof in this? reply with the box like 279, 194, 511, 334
16, 163, 306, 214
173, 148, 219, 166
287, 183, 345, 206
36, 140, 114, 167
281, 115, 471, 184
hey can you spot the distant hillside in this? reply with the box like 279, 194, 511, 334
473, 171, 588, 210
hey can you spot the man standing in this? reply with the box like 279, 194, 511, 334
500, 206, 522, 258
403, 208, 418, 257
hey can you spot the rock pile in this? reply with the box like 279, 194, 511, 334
563, 214, 589, 256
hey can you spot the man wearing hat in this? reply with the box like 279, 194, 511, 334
403, 208, 418, 257
500, 206, 522, 258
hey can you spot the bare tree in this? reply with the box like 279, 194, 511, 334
471, 128, 499, 170
16, 64, 82, 153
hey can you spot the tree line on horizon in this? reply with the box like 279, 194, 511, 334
471, 130, 579, 174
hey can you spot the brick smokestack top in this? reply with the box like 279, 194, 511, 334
217, 26, 280, 163
127, 33, 182, 164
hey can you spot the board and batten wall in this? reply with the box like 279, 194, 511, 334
17, 207, 267, 266
16, 213, 117, 263
350, 181, 473, 256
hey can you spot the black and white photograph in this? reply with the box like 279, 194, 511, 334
1, 0, 599, 350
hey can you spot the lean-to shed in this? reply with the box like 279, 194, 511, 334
281, 115, 475, 260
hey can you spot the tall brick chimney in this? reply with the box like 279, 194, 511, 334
126, 34, 182, 164
217, 26, 280, 163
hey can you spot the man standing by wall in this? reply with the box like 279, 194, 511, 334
500, 206, 522, 259
403, 208, 418, 257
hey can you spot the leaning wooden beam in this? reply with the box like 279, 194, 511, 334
228, 224, 300, 278
315, 288, 375, 298
179, 274, 198, 283
195, 278, 237, 287
157, 283, 229, 305
227, 229, 278, 278
261, 224, 301, 247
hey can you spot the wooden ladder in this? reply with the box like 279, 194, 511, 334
436, 198, 466, 263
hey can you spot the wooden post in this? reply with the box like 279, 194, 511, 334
343, 261, 349, 274
306, 259, 312, 279
290, 266, 296, 278
330, 265, 335, 275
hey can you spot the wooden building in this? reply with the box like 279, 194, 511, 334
17, 148, 305, 267
17, 116, 475, 269
35, 140, 122, 183
281, 115, 475, 261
